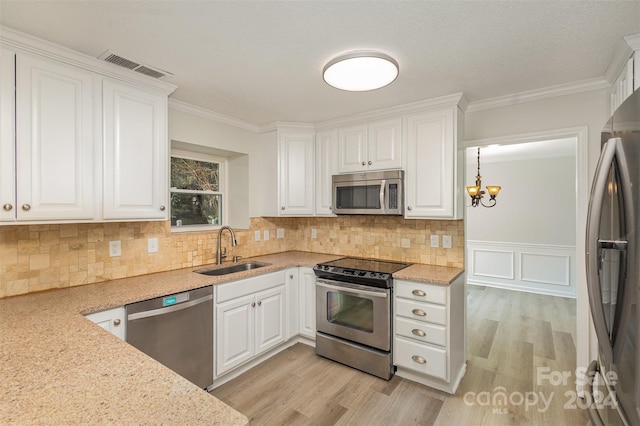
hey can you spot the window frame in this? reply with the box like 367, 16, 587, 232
170, 149, 227, 233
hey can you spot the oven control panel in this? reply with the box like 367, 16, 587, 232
313, 265, 392, 288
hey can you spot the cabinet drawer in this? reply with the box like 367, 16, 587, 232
395, 316, 446, 347
216, 270, 285, 303
394, 337, 447, 381
395, 280, 446, 305
396, 298, 446, 325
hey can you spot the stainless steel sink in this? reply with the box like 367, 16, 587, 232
195, 262, 271, 276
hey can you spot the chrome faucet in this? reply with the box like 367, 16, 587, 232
216, 226, 237, 264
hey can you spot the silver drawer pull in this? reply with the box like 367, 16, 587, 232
412, 308, 426, 317
113, 319, 121, 326
412, 328, 426, 337
412, 289, 426, 297
412, 355, 427, 364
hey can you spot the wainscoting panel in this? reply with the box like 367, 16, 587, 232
467, 240, 576, 298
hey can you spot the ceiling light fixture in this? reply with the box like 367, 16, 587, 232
467, 147, 502, 208
322, 51, 399, 91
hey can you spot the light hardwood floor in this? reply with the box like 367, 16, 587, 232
211, 286, 590, 425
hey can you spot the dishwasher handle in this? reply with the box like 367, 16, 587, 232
127, 294, 213, 321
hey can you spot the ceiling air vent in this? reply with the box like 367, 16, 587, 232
98, 50, 173, 79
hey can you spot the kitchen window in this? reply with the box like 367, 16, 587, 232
170, 151, 226, 230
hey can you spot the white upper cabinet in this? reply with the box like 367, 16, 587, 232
337, 118, 401, 173
260, 125, 315, 216
103, 79, 168, 220
15, 53, 97, 221
315, 129, 337, 215
405, 106, 463, 219
0, 29, 175, 225
611, 56, 635, 113
0, 46, 15, 222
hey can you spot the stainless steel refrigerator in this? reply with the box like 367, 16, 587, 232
586, 89, 640, 425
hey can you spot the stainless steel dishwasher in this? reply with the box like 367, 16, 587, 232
125, 286, 213, 389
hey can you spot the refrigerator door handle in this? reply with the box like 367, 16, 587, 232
586, 138, 618, 363
585, 360, 606, 426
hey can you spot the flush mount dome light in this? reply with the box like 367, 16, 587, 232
323, 51, 399, 91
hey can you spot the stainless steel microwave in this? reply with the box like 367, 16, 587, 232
332, 170, 404, 215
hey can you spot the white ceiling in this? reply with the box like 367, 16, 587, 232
1, 1, 639, 127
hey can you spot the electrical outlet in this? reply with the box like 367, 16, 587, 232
264, 230, 269, 241
430, 235, 439, 248
443, 235, 452, 249
277, 228, 284, 239
109, 240, 121, 257
311, 228, 317, 239
147, 237, 158, 253
254, 231, 261, 242
401, 238, 411, 248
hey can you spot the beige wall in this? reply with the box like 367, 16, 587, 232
0, 217, 463, 299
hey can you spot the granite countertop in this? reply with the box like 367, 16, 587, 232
0, 250, 462, 424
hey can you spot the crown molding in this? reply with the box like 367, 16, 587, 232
466, 77, 609, 113
315, 92, 468, 130
0, 25, 177, 95
168, 99, 259, 133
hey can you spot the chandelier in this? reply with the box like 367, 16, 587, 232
467, 147, 501, 208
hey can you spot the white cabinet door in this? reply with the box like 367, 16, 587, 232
367, 118, 402, 170
85, 307, 126, 341
405, 107, 460, 219
315, 130, 337, 215
611, 56, 635, 112
103, 79, 168, 220
298, 267, 317, 339
216, 293, 255, 375
337, 119, 401, 173
15, 53, 96, 221
337, 124, 367, 173
286, 268, 299, 339
0, 46, 15, 222
255, 285, 286, 354
278, 129, 315, 215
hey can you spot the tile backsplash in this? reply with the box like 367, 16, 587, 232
0, 216, 463, 298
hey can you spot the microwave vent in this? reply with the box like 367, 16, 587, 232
98, 50, 173, 79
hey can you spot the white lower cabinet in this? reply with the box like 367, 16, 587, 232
215, 271, 287, 377
298, 267, 316, 339
393, 275, 466, 394
85, 307, 126, 341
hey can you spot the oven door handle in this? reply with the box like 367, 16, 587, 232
316, 279, 389, 299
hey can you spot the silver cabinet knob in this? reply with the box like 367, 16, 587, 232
251, 302, 256, 307
412, 328, 426, 337
368, 160, 372, 165
289, 274, 294, 279
113, 319, 121, 326
2, 203, 12, 211
22, 204, 31, 211
281, 206, 285, 210
412, 289, 426, 297
412, 308, 426, 317
361, 161, 366, 166
257, 300, 262, 306
159, 205, 166, 211
412, 355, 427, 364
407, 206, 412, 211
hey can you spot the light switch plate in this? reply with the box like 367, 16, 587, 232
148, 237, 158, 253
430, 235, 439, 248
401, 238, 411, 248
254, 231, 261, 242
109, 240, 121, 257
277, 228, 284, 239
311, 228, 317, 239
264, 230, 269, 241
443, 235, 452, 249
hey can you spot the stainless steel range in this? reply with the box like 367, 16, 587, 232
313, 257, 410, 380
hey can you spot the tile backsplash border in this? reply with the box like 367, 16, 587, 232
0, 216, 463, 298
